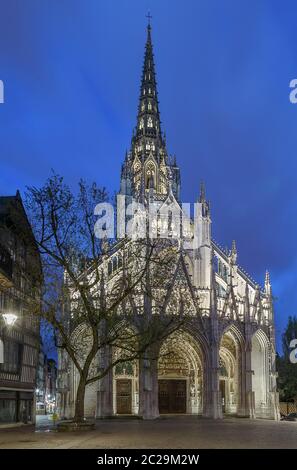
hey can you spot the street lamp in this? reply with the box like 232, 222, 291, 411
0, 312, 18, 364
2, 313, 18, 326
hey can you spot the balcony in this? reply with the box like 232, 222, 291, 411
0, 244, 13, 289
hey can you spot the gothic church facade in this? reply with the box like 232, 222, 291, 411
57, 24, 279, 421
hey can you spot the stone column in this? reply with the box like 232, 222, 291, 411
267, 288, 280, 421
269, 340, 280, 420
238, 339, 255, 418
203, 341, 223, 419
269, 388, 280, 421
238, 284, 256, 419
203, 263, 223, 420
96, 346, 113, 418
32, 391, 36, 425
138, 345, 159, 420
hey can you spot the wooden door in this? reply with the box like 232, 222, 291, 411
116, 379, 132, 414
158, 380, 186, 414
158, 380, 170, 413
174, 380, 187, 413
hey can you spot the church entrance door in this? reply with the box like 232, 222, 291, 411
158, 379, 186, 414
116, 379, 132, 414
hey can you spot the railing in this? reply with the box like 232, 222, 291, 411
0, 370, 20, 382
279, 402, 297, 416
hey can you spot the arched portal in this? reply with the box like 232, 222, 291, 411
112, 326, 140, 416
219, 327, 242, 415
158, 331, 203, 414
113, 358, 138, 415
251, 330, 269, 417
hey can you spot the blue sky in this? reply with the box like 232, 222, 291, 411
0, 0, 297, 353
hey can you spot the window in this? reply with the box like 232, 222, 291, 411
19, 241, 26, 261
148, 88, 151, 95
216, 283, 226, 298
0, 341, 22, 373
108, 261, 112, 276
112, 257, 117, 271
0, 399, 16, 423
145, 162, 156, 189
115, 361, 133, 376
146, 142, 155, 151
148, 102, 152, 111
139, 119, 144, 130
147, 117, 153, 128
19, 399, 32, 423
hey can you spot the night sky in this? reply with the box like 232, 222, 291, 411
0, 0, 297, 353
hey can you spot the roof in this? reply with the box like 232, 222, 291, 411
0, 190, 42, 278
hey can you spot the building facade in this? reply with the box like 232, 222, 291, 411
57, 24, 279, 421
0, 192, 41, 424
36, 346, 46, 415
45, 358, 57, 414
36, 351, 57, 415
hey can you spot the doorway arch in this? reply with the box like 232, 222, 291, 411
158, 330, 203, 414
251, 329, 269, 417
219, 326, 243, 415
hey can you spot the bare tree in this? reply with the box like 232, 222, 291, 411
25, 173, 189, 422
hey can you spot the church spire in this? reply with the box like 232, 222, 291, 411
119, 20, 181, 203
136, 19, 162, 141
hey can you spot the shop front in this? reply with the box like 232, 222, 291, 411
0, 390, 34, 424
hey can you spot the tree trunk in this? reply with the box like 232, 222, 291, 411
74, 373, 87, 422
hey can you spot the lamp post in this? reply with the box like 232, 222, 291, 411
0, 312, 18, 364
2, 312, 18, 326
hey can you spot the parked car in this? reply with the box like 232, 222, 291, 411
281, 413, 297, 421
